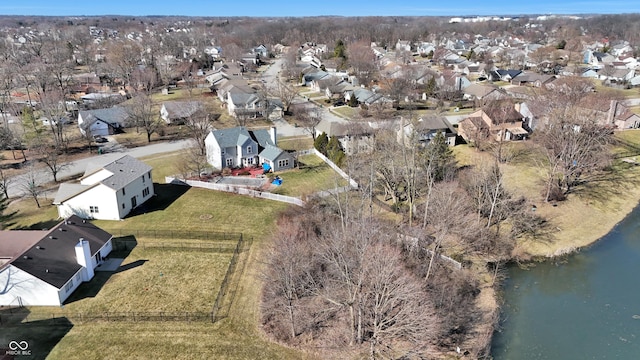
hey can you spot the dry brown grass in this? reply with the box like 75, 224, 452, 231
452, 139, 640, 258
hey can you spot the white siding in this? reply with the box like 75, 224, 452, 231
81, 169, 114, 185
0, 265, 62, 306
58, 185, 120, 220
115, 173, 155, 218
205, 132, 223, 169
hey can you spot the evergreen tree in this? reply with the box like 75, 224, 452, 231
425, 131, 456, 182
425, 76, 437, 96
314, 132, 329, 155
327, 136, 345, 166
348, 94, 359, 107
334, 39, 346, 59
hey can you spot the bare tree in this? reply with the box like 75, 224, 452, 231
181, 104, 212, 156
275, 79, 298, 114
294, 104, 322, 139
19, 165, 44, 208
347, 41, 377, 86
126, 93, 162, 143
33, 142, 68, 183
176, 143, 210, 180
0, 167, 13, 200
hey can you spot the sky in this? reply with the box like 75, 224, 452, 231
1, 0, 639, 17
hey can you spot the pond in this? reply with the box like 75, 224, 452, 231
491, 204, 640, 359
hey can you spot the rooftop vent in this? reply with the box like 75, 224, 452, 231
49, 236, 55, 239
23, 255, 29, 260
36, 245, 41, 250
45, 269, 49, 273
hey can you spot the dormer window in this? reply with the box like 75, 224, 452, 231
247, 146, 252, 154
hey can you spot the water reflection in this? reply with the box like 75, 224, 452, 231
492, 205, 640, 359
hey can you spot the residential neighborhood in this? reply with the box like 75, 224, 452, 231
1, 10, 640, 360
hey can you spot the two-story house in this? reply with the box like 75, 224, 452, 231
205, 126, 294, 171
53, 155, 155, 220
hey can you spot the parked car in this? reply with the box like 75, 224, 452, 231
93, 135, 108, 143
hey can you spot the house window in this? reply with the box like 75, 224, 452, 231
131, 196, 137, 208
122, 188, 126, 196
65, 279, 74, 293
148, 172, 151, 180
142, 175, 145, 183
122, 203, 125, 209
142, 187, 150, 197
90, 206, 99, 213
226, 158, 233, 167
247, 157, 254, 165
278, 159, 289, 168
247, 146, 252, 154
221, 148, 226, 154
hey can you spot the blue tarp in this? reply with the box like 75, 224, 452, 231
263, 163, 271, 171
272, 178, 282, 186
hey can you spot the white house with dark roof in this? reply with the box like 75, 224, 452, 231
205, 126, 294, 171
53, 155, 154, 220
0, 215, 113, 306
78, 107, 129, 137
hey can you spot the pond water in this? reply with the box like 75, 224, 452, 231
491, 204, 640, 359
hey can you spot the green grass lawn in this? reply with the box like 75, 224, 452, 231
331, 106, 358, 119
27, 247, 231, 315
276, 136, 313, 151
3, 168, 312, 359
271, 154, 347, 197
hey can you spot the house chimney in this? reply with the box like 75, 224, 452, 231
75, 238, 95, 282
270, 126, 277, 146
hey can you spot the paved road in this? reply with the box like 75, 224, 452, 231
7, 139, 192, 200
262, 58, 308, 137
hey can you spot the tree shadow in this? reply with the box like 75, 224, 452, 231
126, 183, 190, 218
572, 162, 640, 205
0, 307, 73, 360
13, 219, 62, 231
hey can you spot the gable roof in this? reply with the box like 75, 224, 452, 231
228, 91, 260, 107
259, 145, 287, 162
80, 155, 152, 191
210, 127, 255, 148
250, 129, 275, 148
162, 101, 203, 120
53, 183, 97, 204
79, 107, 128, 130
464, 83, 499, 98
6, 215, 112, 289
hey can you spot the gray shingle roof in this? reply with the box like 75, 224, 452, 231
162, 101, 203, 119
259, 145, 285, 162
100, 155, 153, 191
251, 129, 275, 148
211, 127, 253, 148
53, 183, 95, 204
79, 107, 129, 129
229, 92, 259, 107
